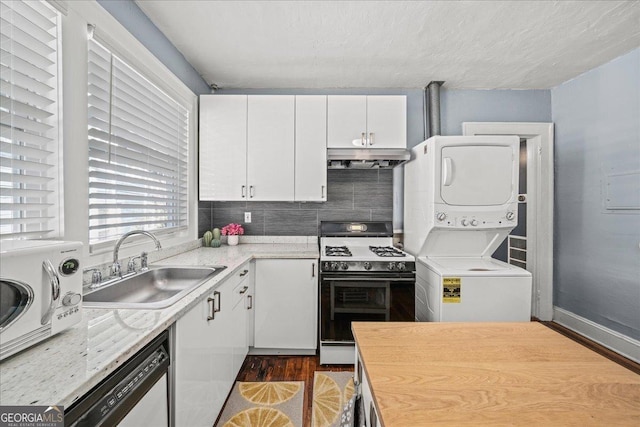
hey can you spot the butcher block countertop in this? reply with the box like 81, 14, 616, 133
352, 322, 640, 426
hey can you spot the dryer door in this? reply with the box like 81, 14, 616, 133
440, 145, 516, 206
0, 280, 33, 331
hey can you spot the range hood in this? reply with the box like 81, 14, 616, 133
327, 148, 410, 169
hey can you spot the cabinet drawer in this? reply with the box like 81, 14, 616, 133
224, 264, 251, 305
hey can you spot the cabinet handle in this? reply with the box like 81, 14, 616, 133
241, 185, 246, 198
321, 185, 325, 198
239, 269, 249, 277
312, 263, 315, 278
249, 185, 254, 198
361, 132, 366, 147
214, 290, 221, 313
207, 297, 215, 321
369, 132, 374, 146
247, 295, 253, 310
239, 285, 248, 294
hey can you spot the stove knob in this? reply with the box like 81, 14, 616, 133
363, 262, 372, 270
323, 262, 330, 271
397, 262, 406, 271
436, 212, 447, 221
506, 211, 515, 221
387, 262, 396, 271
470, 219, 478, 226
62, 292, 81, 306
340, 262, 348, 270
330, 262, 338, 271
461, 219, 469, 226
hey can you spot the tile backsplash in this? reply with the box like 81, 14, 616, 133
198, 169, 393, 237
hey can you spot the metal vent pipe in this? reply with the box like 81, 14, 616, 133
426, 81, 444, 137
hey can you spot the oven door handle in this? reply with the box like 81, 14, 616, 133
321, 277, 415, 282
41, 259, 60, 325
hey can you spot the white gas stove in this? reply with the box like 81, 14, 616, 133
318, 221, 416, 364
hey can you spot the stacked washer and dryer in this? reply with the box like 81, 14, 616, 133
404, 135, 532, 322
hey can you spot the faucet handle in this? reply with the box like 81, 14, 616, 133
140, 252, 148, 270
127, 256, 140, 274
111, 261, 121, 278
91, 269, 102, 287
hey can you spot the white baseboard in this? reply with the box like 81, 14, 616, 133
553, 307, 640, 363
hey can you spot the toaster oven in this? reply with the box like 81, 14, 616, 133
0, 240, 83, 360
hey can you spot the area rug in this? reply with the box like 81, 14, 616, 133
311, 372, 356, 427
217, 381, 304, 427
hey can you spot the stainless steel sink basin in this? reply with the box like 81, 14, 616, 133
83, 266, 226, 309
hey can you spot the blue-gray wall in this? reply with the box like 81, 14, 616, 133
552, 48, 640, 340
441, 89, 552, 136
97, 0, 210, 95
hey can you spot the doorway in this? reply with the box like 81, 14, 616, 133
463, 122, 554, 321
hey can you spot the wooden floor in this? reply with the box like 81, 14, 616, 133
215, 355, 352, 426
540, 321, 640, 375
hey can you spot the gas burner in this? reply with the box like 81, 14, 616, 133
369, 246, 405, 257
325, 246, 352, 257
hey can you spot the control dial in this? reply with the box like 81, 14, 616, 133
363, 262, 372, 271
506, 211, 515, 221
470, 219, 478, 226
461, 219, 469, 226
340, 262, 348, 270
397, 262, 406, 271
387, 262, 396, 271
330, 262, 338, 271
436, 212, 447, 221
62, 292, 81, 306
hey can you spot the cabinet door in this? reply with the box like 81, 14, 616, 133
175, 284, 233, 427
246, 262, 255, 348
231, 274, 250, 374
366, 95, 406, 148
199, 95, 248, 201
254, 259, 318, 350
247, 95, 295, 200
327, 95, 367, 148
295, 96, 327, 201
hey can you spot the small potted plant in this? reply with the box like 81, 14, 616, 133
221, 223, 244, 246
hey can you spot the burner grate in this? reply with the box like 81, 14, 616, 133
369, 246, 405, 257
325, 246, 352, 257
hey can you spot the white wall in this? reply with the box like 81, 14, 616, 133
552, 48, 640, 342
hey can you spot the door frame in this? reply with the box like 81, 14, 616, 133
463, 122, 554, 321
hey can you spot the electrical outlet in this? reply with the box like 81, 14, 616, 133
244, 212, 251, 223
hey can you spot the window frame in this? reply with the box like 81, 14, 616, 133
61, 0, 198, 263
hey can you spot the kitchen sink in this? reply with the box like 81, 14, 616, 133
83, 266, 226, 309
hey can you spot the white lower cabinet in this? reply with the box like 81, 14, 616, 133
253, 259, 318, 351
174, 263, 251, 427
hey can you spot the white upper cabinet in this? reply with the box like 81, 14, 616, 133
247, 96, 295, 201
327, 95, 406, 148
199, 95, 247, 201
199, 95, 327, 201
366, 96, 407, 148
327, 95, 368, 148
295, 96, 327, 201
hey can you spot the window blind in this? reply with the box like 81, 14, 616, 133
88, 39, 189, 247
0, 0, 61, 239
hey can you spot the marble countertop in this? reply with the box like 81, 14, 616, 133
0, 241, 318, 407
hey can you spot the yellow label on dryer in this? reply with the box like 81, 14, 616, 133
443, 277, 461, 303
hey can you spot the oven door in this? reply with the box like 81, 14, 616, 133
320, 273, 415, 343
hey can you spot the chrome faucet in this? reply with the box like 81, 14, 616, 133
111, 231, 162, 277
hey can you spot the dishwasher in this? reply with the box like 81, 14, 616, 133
65, 330, 170, 427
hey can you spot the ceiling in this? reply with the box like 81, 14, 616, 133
135, 0, 640, 90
